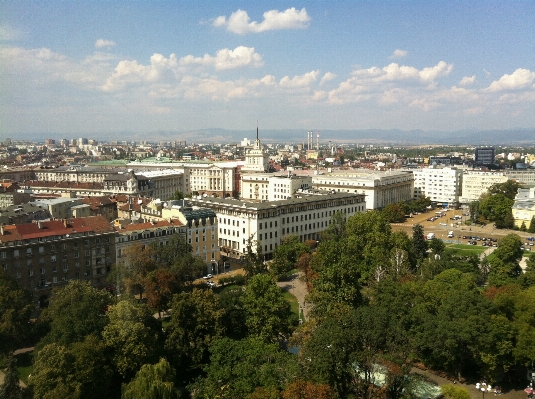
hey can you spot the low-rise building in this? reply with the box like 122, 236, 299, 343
512, 187, 535, 229
460, 171, 508, 203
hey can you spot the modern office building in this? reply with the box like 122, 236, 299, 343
475, 148, 496, 165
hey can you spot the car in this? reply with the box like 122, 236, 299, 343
527, 237, 534, 241
482, 242, 487, 246
530, 243, 534, 246
203, 274, 213, 279
224, 262, 231, 269
207, 281, 216, 287
439, 222, 447, 226
462, 235, 467, 239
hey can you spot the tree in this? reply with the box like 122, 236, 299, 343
0, 272, 33, 354
164, 289, 224, 375
382, 203, 406, 223
219, 288, 248, 340
122, 243, 158, 300
122, 358, 179, 399
242, 274, 293, 343
488, 234, 523, 287
269, 235, 311, 280
0, 353, 22, 399
38, 281, 113, 349
168, 191, 185, 201
488, 180, 522, 200
411, 224, 427, 262
189, 337, 298, 399
281, 380, 334, 399
428, 237, 445, 255
30, 343, 81, 399
441, 384, 471, 399
144, 269, 178, 318
529, 216, 535, 233
70, 335, 116, 399
469, 200, 480, 224
320, 211, 347, 242
479, 194, 514, 229
243, 237, 268, 278
102, 300, 163, 379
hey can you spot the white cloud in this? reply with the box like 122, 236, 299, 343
389, 49, 408, 59
486, 68, 535, 92
459, 75, 476, 86
179, 46, 263, 70
320, 72, 337, 85
213, 8, 311, 34
95, 39, 117, 49
279, 70, 319, 88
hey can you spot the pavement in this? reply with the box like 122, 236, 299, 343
276, 271, 309, 321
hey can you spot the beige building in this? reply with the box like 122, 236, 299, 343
312, 170, 414, 210
512, 187, 535, 229
460, 171, 508, 203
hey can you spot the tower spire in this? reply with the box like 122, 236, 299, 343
256, 120, 259, 140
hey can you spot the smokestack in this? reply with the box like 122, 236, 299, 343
317, 131, 320, 151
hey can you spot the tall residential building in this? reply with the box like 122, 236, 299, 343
410, 167, 463, 207
460, 171, 508, 203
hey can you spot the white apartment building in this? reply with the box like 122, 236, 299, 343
460, 171, 508, 203
410, 167, 463, 206
312, 170, 414, 210
188, 192, 366, 259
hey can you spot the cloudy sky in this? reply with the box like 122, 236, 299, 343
1, 1, 534, 137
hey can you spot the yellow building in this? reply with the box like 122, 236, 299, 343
512, 187, 535, 229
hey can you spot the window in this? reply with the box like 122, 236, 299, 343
26, 248, 32, 255
74, 251, 79, 258
39, 246, 44, 253
28, 269, 33, 276
13, 250, 19, 257
85, 260, 90, 266
85, 250, 90, 256
40, 268, 45, 274
2, 264, 6, 271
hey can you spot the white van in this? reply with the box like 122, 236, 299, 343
426, 233, 435, 240
448, 231, 454, 238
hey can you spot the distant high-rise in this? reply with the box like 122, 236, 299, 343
475, 147, 495, 165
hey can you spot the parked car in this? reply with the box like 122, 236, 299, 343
203, 274, 213, 279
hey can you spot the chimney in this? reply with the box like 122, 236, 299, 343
38, 221, 43, 229
63, 219, 68, 227
0, 225, 3, 235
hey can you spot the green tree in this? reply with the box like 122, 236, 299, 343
269, 235, 310, 280
38, 281, 113, 349
411, 224, 427, 262
382, 203, 406, 223
488, 234, 523, 286
0, 272, 33, 354
414, 269, 495, 380
428, 237, 445, 255
102, 300, 162, 379
320, 211, 347, 242
243, 237, 268, 278
70, 335, 116, 399
242, 274, 292, 342
122, 358, 179, 399
219, 288, 248, 340
441, 384, 471, 399
479, 194, 514, 228
528, 216, 535, 233
469, 200, 480, 224
487, 180, 522, 200
190, 337, 298, 399
30, 343, 81, 399
165, 289, 224, 375
168, 191, 185, 201
0, 353, 22, 399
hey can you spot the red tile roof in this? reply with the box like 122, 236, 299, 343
0, 216, 114, 243
115, 219, 183, 232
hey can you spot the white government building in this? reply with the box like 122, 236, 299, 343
188, 191, 366, 259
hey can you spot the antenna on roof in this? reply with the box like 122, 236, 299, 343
256, 120, 259, 140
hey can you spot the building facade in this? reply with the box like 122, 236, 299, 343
512, 187, 535, 229
312, 170, 414, 210
0, 216, 116, 292
410, 167, 463, 207
188, 191, 366, 259
460, 171, 508, 203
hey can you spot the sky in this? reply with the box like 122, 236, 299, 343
1, 1, 534, 138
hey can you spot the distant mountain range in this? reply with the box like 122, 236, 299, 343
8, 128, 535, 146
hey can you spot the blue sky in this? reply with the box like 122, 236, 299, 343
1, 1, 534, 137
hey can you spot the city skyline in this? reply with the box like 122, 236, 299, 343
1, 1, 534, 137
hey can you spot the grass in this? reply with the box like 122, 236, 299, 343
444, 243, 488, 256
282, 290, 300, 319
